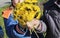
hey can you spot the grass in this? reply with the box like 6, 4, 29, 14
0, 5, 10, 38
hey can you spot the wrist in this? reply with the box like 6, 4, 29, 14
15, 25, 25, 34
35, 22, 42, 31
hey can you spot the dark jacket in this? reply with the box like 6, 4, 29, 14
0, 26, 4, 38
42, 1, 60, 38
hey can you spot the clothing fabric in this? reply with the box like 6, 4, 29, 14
3, 12, 46, 38
42, 2, 60, 38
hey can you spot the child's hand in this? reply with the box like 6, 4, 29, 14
26, 19, 40, 29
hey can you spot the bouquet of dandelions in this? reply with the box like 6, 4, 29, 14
13, 0, 43, 38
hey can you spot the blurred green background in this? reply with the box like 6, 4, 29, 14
0, 0, 48, 38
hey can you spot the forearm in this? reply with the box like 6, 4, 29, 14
4, 15, 30, 38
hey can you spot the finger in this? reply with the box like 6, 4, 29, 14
27, 22, 33, 29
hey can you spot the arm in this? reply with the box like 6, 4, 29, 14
4, 14, 18, 38
26, 19, 47, 33
4, 14, 31, 38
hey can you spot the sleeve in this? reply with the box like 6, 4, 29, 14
4, 14, 18, 38
4, 14, 31, 38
